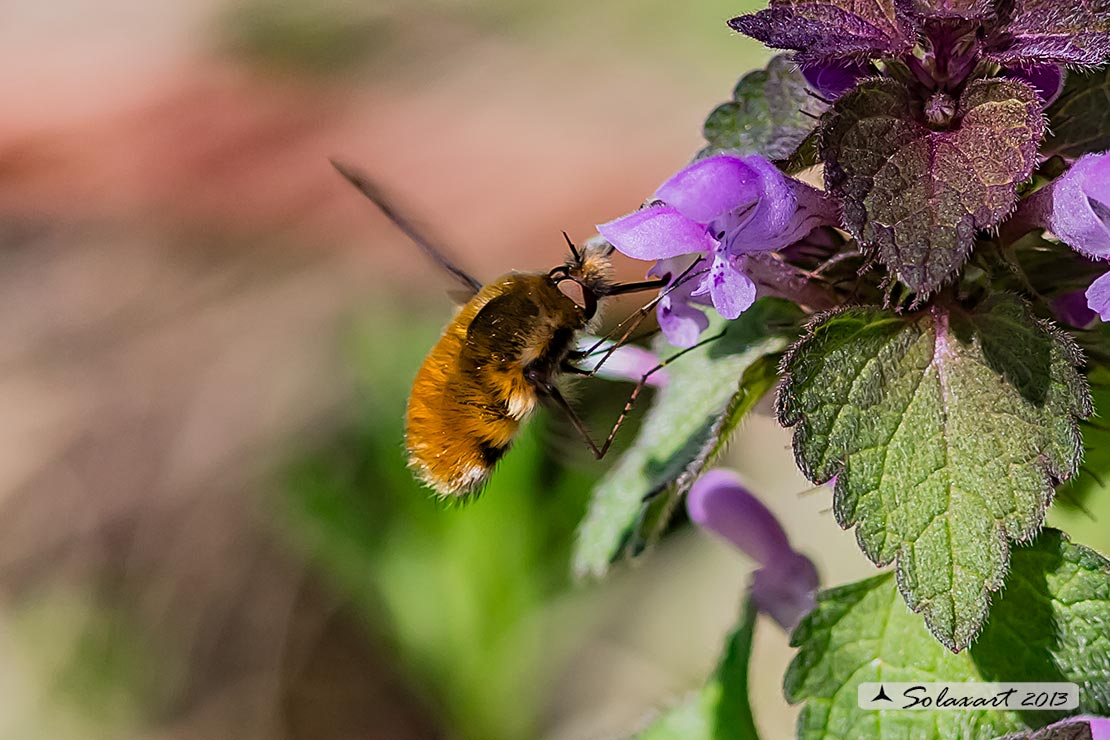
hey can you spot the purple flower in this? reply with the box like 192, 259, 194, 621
1054, 289, 1099, 328
647, 256, 711, 349
1013, 151, 1110, 319
802, 59, 871, 100
1021, 152, 1110, 260
686, 469, 819, 631
1087, 272, 1110, 323
597, 154, 835, 347
1001, 63, 1065, 107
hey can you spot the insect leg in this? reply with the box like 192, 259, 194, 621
546, 329, 726, 459
540, 384, 608, 459
578, 259, 707, 375
589, 329, 727, 457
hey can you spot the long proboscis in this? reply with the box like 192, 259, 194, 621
330, 159, 483, 296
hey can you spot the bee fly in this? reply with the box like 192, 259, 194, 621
332, 160, 699, 499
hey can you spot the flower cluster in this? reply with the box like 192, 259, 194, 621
597, 154, 836, 346
573, 3, 1110, 734
594, 4, 1110, 343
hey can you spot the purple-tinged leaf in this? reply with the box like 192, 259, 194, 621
988, 0, 1110, 66
903, 0, 995, 18
822, 78, 1044, 297
996, 716, 1108, 740
1045, 67, 1110, 159
728, 0, 915, 65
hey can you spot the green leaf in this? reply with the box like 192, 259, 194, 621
637, 595, 760, 740
1045, 67, 1110, 159
699, 54, 825, 162
788, 529, 1110, 740
972, 529, 1110, 721
823, 78, 1045, 297
1056, 372, 1110, 510
786, 573, 1024, 740
573, 299, 801, 578
778, 295, 1091, 650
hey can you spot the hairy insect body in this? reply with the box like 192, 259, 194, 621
406, 272, 596, 497
330, 160, 659, 499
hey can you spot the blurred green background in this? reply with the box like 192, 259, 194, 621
2, 2, 1108, 739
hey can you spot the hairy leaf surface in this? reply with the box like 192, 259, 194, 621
778, 296, 1090, 650
989, 0, 1110, 66
972, 529, 1110, 720
907, 0, 994, 18
823, 78, 1044, 297
700, 54, 826, 162
786, 573, 1023, 740
728, 0, 915, 64
787, 529, 1110, 739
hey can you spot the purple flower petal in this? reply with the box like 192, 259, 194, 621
751, 553, 819, 632
687, 468, 819, 631
599, 155, 836, 335
1019, 152, 1110, 259
802, 59, 870, 99
719, 157, 797, 239
1087, 271, 1110, 322
654, 154, 763, 224
717, 156, 839, 255
700, 251, 757, 320
649, 257, 711, 348
1054, 289, 1098, 329
597, 205, 715, 261
657, 290, 711, 348
1002, 63, 1065, 106
686, 469, 791, 565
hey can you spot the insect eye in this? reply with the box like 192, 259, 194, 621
557, 279, 597, 318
